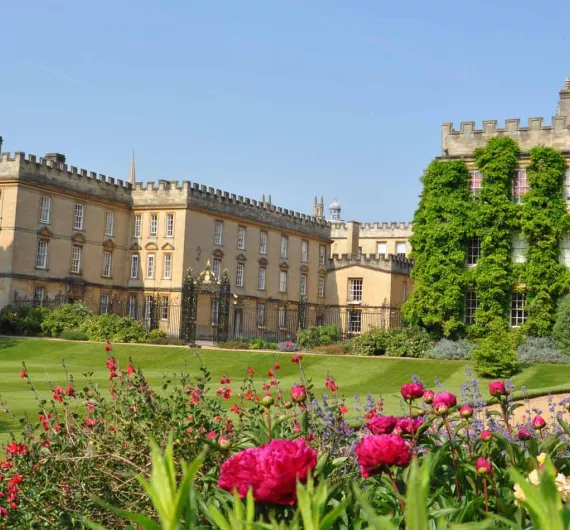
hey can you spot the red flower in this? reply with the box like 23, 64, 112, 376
65, 385, 74, 397
423, 390, 434, 404
106, 357, 117, 371
206, 431, 217, 440
84, 417, 96, 428
291, 384, 307, 403
326, 376, 339, 392
87, 401, 95, 413
221, 375, 231, 384
105, 342, 112, 352
432, 392, 457, 415
127, 364, 135, 375
5, 442, 26, 457
244, 390, 254, 401
247, 366, 255, 376
53, 386, 64, 403
480, 430, 493, 442
532, 415, 546, 430
476, 457, 492, 475
218, 439, 317, 505
19, 370, 27, 379
400, 383, 424, 401
268, 369, 275, 377
518, 427, 532, 440
291, 354, 303, 364
0, 506, 7, 516
394, 416, 424, 436
274, 362, 281, 371
231, 404, 240, 414
459, 405, 474, 418
366, 415, 397, 435
339, 405, 348, 414
355, 435, 412, 478
488, 381, 507, 397
222, 388, 232, 400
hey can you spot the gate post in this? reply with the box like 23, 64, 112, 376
180, 270, 198, 346
215, 270, 231, 344
298, 296, 308, 332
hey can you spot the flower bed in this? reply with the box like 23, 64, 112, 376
2, 345, 570, 527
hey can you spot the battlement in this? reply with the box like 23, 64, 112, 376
328, 253, 413, 275
442, 116, 570, 156
330, 221, 412, 239
0, 152, 133, 204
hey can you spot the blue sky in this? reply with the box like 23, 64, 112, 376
1, 1, 570, 221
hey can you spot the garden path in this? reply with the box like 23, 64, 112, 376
488, 393, 570, 424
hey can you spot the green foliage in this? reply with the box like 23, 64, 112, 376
517, 336, 569, 364
351, 327, 432, 357
60, 329, 89, 341
470, 137, 519, 336
80, 314, 148, 343
351, 327, 389, 356
520, 146, 569, 336
402, 159, 471, 337
553, 294, 570, 355
149, 329, 167, 341
473, 326, 518, 377
40, 302, 93, 337
0, 304, 49, 335
297, 326, 340, 349
425, 338, 474, 360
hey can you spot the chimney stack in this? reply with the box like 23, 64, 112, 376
557, 78, 570, 117
44, 153, 66, 164
0, 136, 3, 153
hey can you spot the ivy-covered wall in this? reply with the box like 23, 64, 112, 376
404, 137, 570, 338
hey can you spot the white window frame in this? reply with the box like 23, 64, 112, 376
513, 169, 529, 204
510, 292, 527, 328
163, 253, 172, 279
73, 204, 84, 230
348, 310, 362, 334
147, 254, 155, 279
396, 242, 406, 256
279, 270, 287, 292
128, 295, 137, 318
150, 214, 158, 237
39, 196, 51, 224
466, 237, 481, 267
464, 290, 478, 325
258, 267, 266, 290
301, 240, 309, 263
377, 242, 387, 256
561, 234, 570, 266
165, 213, 174, 237
237, 227, 246, 250
105, 211, 115, 236
300, 274, 307, 296
281, 236, 288, 259
259, 231, 268, 254
469, 170, 483, 194
236, 263, 244, 287
34, 286, 45, 307
100, 293, 110, 314
102, 251, 112, 277
130, 254, 139, 279
318, 277, 325, 298
348, 278, 363, 303
512, 232, 527, 263
36, 240, 48, 269
319, 245, 326, 265
212, 258, 222, 278
133, 214, 142, 238
214, 221, 223, 245
161, 296, 169, 320
145, 295, 153, 322
71, 245, 82, 274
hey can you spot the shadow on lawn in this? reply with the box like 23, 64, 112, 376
0, 336, 23, 351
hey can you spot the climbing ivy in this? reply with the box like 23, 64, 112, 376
519, 146, 569, 336
402, 160, 471, 337
470, 137, 519, 336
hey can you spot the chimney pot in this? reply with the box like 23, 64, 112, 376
45, 153, 66, 164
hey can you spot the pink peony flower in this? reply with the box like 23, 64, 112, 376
532, 415, 546, 430
459, 405, 474, 418
366, 415, 397, 435
433, 392, 457, 415
218, 439, 317, 505
355, 435, 412, 478
423, 390, 434, 404
394, 416, 424, 436
476, 457, 492, 475
488, 381, 507, 397
291, 384, 307, 403
518, 427, 532, 441
400, 383, 424, 401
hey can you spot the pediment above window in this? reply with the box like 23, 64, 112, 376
279, 261, 289, 271
258, 257, 269, 266
236, 253, 247, 262
37, 226, 53, 240
213, 248, 224, 258
130, 242, 142, 251
318, 268, 327, 276
145, 242, 159, 251
71, 232, 85, 244
103, 239, 116, 251
300, 264, 310, 274
161, 242, 175, 251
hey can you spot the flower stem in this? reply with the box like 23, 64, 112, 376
385, 467, 405, 513
444, 419, 462, 500
483, 478, 489, 513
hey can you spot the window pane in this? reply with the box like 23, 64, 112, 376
133, 214, 142, 237
281, 236, 288, 258
166, 214, 174, 237
71, 245, 82, 273
150, 214, 158, 236
147, 255, 155, 278
469, 171, 483, 193
105, 211, 114, 236
466, 237, 481, 266
260, 232, 268, 254
40, 196, 51, 223
238, 227, 246, 250
164, 254, 172, 279
131, 255, 139, 279
258, 267, 266, 290
236, 263, 244, 287
74, 204, 84, 230
349, 279, 363, 302
377, 242, 387, 255
396, 242, 406, 256
214, 221, 223, 245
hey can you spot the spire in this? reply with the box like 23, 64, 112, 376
128, 149, 136, 185
557, 78, 570, 117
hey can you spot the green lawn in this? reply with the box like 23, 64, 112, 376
0, 336, 569, 439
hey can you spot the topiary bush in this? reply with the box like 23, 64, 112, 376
553, 294, 570, 355
473, 327, 518, 377
425, 338, 474, 360
0, 305, 49, 335
40, 301, 93, 337
517, 336, 569, 364
80, 314, 148, 343
60, 329, 89, 341
297, 325, 339, 349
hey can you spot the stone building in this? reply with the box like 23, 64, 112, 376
0, 141, 412, 339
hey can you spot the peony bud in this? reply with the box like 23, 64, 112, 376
488, 381, 507, 397
218, 436, 231, 451
284, 401, 293, 409
532, 415, 546, 430
433, 392, 457, 415
261, 394, 274, 407
480, 430, 493, 442
476, 457, 492, 475
423, 390, 434, 404
291, 384, 307, 404
459, 405, 474, 419
401, 383, 424, 401
518, 427, 532, 441
434, 405, 448, 416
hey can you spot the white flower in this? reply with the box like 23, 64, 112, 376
528, 470, 541, 486
513, 483, 526, 504
537, 453, 547, 465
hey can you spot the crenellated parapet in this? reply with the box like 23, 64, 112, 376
441, 117, 570, 157
328, 253, 413, 275
0, 152, 132, 204
330, 221, 412, 239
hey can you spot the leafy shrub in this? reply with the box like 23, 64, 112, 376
149, 329, 167, 341
517, 336, 569, 364
351, 327, 388, 356
311, 344, 351, 355
80, 314, 148, 343
0, 304, 48, 335
40, 302, 93, 337
473, 328, 518, 377
250, 339, 277, 350
148, 336, 187, 346
553, 294, 570, 355
277, 341, 301, 352
297, 325, 339, 349
426, 338, 474, 360
60, 329, 89, 341
217, 340, 251, 350
384, 327, 433, 358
